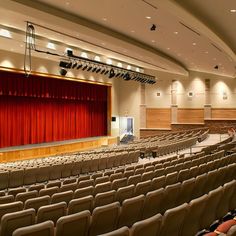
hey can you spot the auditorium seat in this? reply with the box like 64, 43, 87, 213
62, 177, 76, 185
112, 178, 127, 190
200, 187, 224, 231
89, 202, 120, 236
78, 179, 94, 188
36, 166, 50, 183
226, 225, 236, 236
12, 220, 54, 236
127, 175, 141, 186
110, 173, 123, 182
39, 186, 59, 197
160, 203, 189, 236
94, 182, 112, 195
0, 171, 9, 190
74, 186, 94, 199
0, 201, 23, 221
118, 195, 145, 228
24, 196, 50, 212
95, 176, 110, 185
46, 180, 61, 188
176, 178, 195, 205
134, 180, 151, 196
104, 170, 115, 176
60, 182, 77, 192
8, 187, 26, 198
130, 213, 162, 236
0, 208, 35, 236
0, 195, 14, 204
115, 185, 135, 203
151, 176, 165, 191
15, 191, 38, 204
55, 210, 91, 236
9, 170, 24, 188
142, 188, 164, 220
28, 184, 44, 192
37, 202, 67, 225
23, 167, 37, 186
78, 175, 90, 182
51, 190, 73, 205
94, 190, 116, 208
165, 171, 178, 186
97, 226, 129, 236
68, 195, 93, 215
177, 169, 190, 182
91, 173, 103, 180
193, 173, 207, 199
141, 171, 154, 182
181, 194, 208, 236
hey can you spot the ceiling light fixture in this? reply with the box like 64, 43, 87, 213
47, 42, 56, 50
150, 24, 156, 31
174, 31, 178, 34
230, 9, 236, 12
146, 16, 151, 19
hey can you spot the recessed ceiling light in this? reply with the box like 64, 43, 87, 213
0, 29, 12, 38
81, 52, 88, 58
205, 51, 208, 54
192, 42, 196, 46
127, 65, 131, 70
174, 31, 178, 34
102, 18, 107, 21
94, 56, 101, 62
47, 42, 56, 50
167, 47, 170, 50
117, 62, 123, 68
145, 16, 151, 19
151, 40, 155, 43
66, 1, 70, 5
230, 9, 236, 13
131, 30, 135, 33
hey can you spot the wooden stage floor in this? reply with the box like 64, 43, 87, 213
0, 136, 118, 163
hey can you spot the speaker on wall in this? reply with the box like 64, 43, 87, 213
112, 117, 116, 122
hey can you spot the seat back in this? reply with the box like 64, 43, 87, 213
97, 226, 129, 236
0, 195, 14, 205
0, 201, 23, 222
78, 179, 94, 188
68, 195, 93, 215
39, 187, 59, 197
0, 208, 35, 236
118, 195, 145, 228
151, 176, 166, 191
51, 190, 73, 205
134, 180, 151, 196
12, 220, 54, 236
176, 178, 195, 205
127, 175, 141, 186
56, 210, 90, 236
142, 188, 164, 219
89, 202, 120, 236
130, 213, 162, 236
94, 182, 112, 195
111, 178, 127, 191
0, 171, 9, 190
15, 191, 38, 204
37, 202, 67, 225
116, 185, 135, 203
94, 190, 116, 208
9, 169, 24, 188
160, 203, 189, 236
74, 186, 94, 199
24, 196, 50, 213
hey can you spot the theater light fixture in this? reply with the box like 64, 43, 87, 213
0, 29, 12, 38
60, 68, 67, 76
109, 68, 115, 78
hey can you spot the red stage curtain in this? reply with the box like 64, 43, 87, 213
0, 71, 108, 148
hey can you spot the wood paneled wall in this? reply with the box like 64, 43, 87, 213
211, 109, 236, 119
146, 108, 171, 128
177, 109, 204, 123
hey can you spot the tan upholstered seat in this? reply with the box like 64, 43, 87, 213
12, 221, 54, 236
56, 210, 91, 236
68, 195, 93, 215
89, 202, 120, 236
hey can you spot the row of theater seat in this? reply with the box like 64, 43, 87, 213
0, 152, 235, 234
0, 147, 229, 195
1, 149, 234, 208
1, 179, 235, 236
1, 150, 235, 212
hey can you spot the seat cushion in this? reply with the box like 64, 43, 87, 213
216, 219, 236, 233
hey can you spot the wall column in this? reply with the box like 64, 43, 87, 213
140, 84, 146, 128
171, 80, 178, 123
204, 79, 212, 119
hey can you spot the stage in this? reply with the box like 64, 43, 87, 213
0, 136, 119, 163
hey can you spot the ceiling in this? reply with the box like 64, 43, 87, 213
0, 0, 235, 77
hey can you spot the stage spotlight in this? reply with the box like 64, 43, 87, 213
77, 63, 83, 69
109, 68, 115, 78
82, 64, 88, 70
214, 65, 219, 69
67, 49, 73, 57
96, 67, 101, 73
104, 69, 109, 75
60, 68, 67, 76
87, 64, 93, 71
92, 66, 97, 72
123, 72, 131, 80
101, 68, 106, 74
72, 62, 77, 69
150, 24, 156, 31
59, 61, 72, 69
